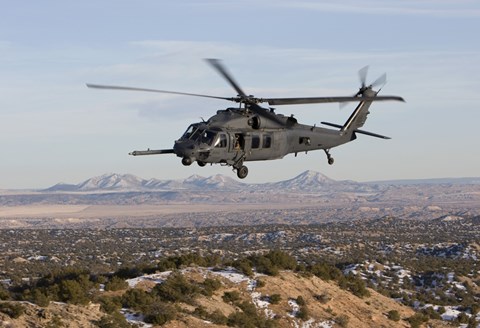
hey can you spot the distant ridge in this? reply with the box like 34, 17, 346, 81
44, 172, 245, 192
43, 170, 336, 193
41, 171, 480, 193
366, 177, 480, 185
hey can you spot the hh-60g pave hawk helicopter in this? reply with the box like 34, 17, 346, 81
87, 59, 404, 179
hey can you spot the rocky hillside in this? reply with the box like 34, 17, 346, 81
0, 267, 450, 328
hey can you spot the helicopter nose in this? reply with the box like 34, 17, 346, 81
174, 140, 196, 157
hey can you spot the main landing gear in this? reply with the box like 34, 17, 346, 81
324, 149, 334, 165
236, 165, 248, 179
233, 159, 248, 179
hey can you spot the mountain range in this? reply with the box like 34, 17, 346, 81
42, 170, 480, 193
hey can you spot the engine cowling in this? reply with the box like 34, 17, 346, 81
247, 116, 261, 129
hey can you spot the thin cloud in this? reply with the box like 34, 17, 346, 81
276, 0, 480, 17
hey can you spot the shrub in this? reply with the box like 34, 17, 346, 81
256, 279, 266, 288
227, 302, 275, 328
314, 293, 331, 304
0, 302, 25, 319
105, 276, 128, 291
114, 266, 142, 279
202, 278, 222, 296
153, 272, 199, 304
58, 280, 89, 305
340, 274, 370, 298
143, 302, 177, 325
296, 295, 306, 306
209, 309, 228, 325
97, 312, 132, 328
310, 263, 341, 281
194, 306, 228, 325
32, 289, 50, 307
227, 311, 255, 328
269, 294, 281, 304
297, 305, 309, 320
121, 288, 154, 310
387, 310, 400, 321
336, 314, 349, 327
233, 259, 254, 277
238, 301, 257, 316
222, 290, 241, 303
0, 286, 9, 300
252, 256, 278, 276
265, 250, 297, 270
99, 296, 122, 314
407, 313, 429, 328
457, 312, 469, 324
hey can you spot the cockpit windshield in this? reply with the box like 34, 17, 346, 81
181, 125, 217, 146
182, 124, 198, 139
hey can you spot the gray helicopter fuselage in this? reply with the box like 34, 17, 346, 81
172, 107, 353, 166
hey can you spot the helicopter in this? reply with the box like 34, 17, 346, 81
87, 59, 404, 179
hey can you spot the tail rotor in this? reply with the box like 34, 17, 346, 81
341, 66, 387, 109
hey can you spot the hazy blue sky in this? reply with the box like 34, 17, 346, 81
1, 0, 479, 189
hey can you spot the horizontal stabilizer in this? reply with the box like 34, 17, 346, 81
354, 129, 391, 139
321, 122, 391, 139
129, 149, 175, 156
320, 121, 343, 129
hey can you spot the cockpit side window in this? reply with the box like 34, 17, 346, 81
201, 130, 216, 145
215, 133, 227, 148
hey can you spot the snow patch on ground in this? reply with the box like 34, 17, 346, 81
251, 291, 276, 319
125, 271, 172, 288
120, 308, 152, 328
288, 299, 300, 318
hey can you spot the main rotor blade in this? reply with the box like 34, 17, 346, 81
205, 58, 247, 97
86, 84, 234, 102
264, 95, 405, 106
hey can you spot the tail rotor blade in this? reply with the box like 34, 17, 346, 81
358, 65, 369, 88
371, 73, 387, 88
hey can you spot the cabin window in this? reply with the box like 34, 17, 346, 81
263, 134, 272, 148
215, 134, 227, 148
299, 137, 311, 145
251, 135, 260, 149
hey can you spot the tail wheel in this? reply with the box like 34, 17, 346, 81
324, 149, 334, 165
237, 166, 248, 179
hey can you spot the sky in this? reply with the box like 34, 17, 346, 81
1, 0, 479, 189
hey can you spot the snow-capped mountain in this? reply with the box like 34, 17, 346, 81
44, 173, 147, 192
41, 171, 480, 194
44, 172, 246, 192
76, 173, 144, 191
271, 170, 336, 190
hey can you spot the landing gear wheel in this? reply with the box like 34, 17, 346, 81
197, 161, 206, 167
237, 166, 248, 179
328, 157, 334, 165
181, 157, 192, 166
